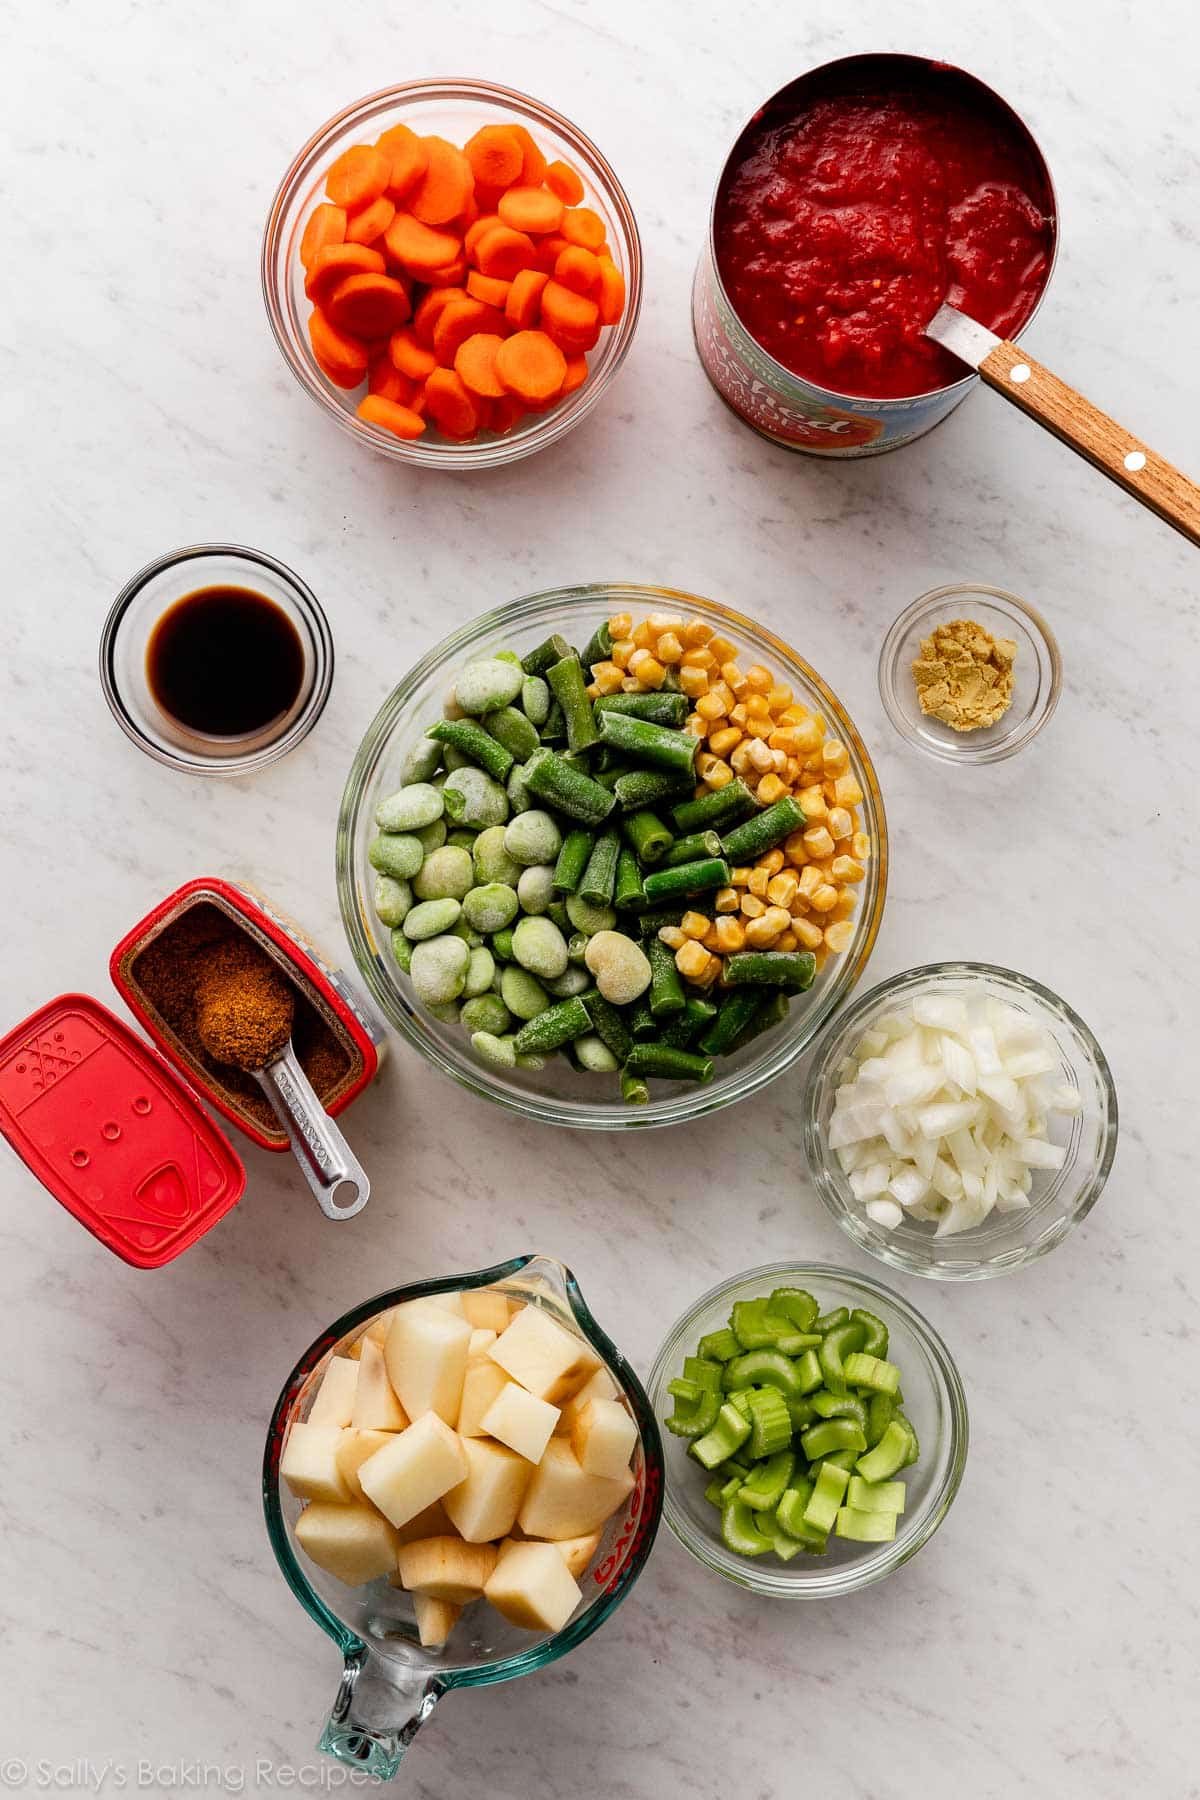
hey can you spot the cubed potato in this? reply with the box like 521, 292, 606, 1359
280, 1422, 353, 1505
456, 1357, 510, 1438
294, 1502, 398, 1587
480, 1382, 560, 1464
462, 1290, 511, 1332
396, 1536, 498, 1603
385, 1300, 472, 1424
394, 1498, 454, 1549
443, 1436, 532, 1543
412, 1593, 460, 1648
551, 1531, 602, 1579
307, 1355, 359, 1427
427, 1291, 466, 1316
358, 1412, 469, 1529
485, 1539, 582, 1632
518, 1438, 636, 1540
336, 1429, 396, 1503
363, 1308, 396, 1349
468, 1328, 497, 1358
488, 1305, 600, 1404
352, 1338, 409, 1432
555, 1366, 620, 1435
571, 1397, 637, 1481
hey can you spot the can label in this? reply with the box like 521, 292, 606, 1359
692, 251, 970, 457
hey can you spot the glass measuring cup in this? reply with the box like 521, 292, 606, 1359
263, 1255, 663, 1779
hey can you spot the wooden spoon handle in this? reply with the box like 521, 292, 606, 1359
979, 339, 1200, 547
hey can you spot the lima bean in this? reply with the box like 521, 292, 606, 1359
506, 762, 534, 814
547, 966, 591, 999
455, 658, 524, 716
410, 935, 470, 1005
584, 929, 652, 1004
375, 782, 444, 832
511, 915, 569, 980
461, 993, 510, 1036
369, 833, 423, 880
443, 767, 509, 829
373, 875, 412, 927
471, 1030, 518, 1067
390, 928, 414, 973
413, 845, 474, 902
403, 897, 463, 941
574, 1034, 620, 1073
521, 675, 551, 725
566, 893, 617, 935
504, 809, 563, 867
472, 825, 522, 886
400, 739, 442, 784
463, 946, 496, 997
414, 818, 447, 854
500, 965, 550, 1021
462, 882, 519, 934
516, 864, 557, 916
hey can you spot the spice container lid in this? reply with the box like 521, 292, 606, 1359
0, 995, 245, 1268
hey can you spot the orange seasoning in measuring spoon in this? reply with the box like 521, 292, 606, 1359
145, 585, 306, 738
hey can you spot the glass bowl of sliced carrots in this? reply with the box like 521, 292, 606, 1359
263, 80, 642, 468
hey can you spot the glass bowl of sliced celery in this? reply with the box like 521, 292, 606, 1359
647, 1264, 967, 1597
803, 963, 1118, 1280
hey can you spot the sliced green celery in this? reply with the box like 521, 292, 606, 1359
897, 1413, 920, 1468
773, 1480, 813, 1539
697, 1327, 740, 1362
855, 1419, 911, 1482
800, 1417, 867, 1460
818, 1320, 868, 1395
803, 1461, 850, 1534
722, 1348, 804, 1396
836, 1506, 897, 1543
813, 1306, 849, 1333
739, 1450, 795, 1511
846, 1476, 906, 1514
785, 1396, 817, 1431
843, 1351, 901, 1395
721, 1497, 776, 1557
850, 1308, 889, 1358
747, 1387, 792, 1458
690, 1401, 752, 1469
771, 1526, 805, 1562
683, 1355, 724, 1392
664, 1383, 719, 1438
810, 1390, 869, 1430
865, 1392, 896, 1448
817, 1448, 860, 1473
794, 1349, 823, 1394
667, 1377, 702, 1407
767, 1287, 819, 1331
703, 1477, 727, 1508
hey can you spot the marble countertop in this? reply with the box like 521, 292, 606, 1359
3, 1, 1197, 1795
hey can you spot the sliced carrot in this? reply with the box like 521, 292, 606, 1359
533, 232, 570, 273
408, 382, 428, 417
425, 256, 468, 288
368, 355, 414, 403
412, 284, 462, 347
559, 206, 607, 251
304, 242, 386, 305
510, 124, 547, 186
424, 367, 479, 438
389, 327, 438, 381
474, 225, 537, 280
498, 185, 565, 236
309, 309, 369, 388
464, 124, 524, 190
409, 137, 475, 226
489, 394, 526, 434
561, 354, 589, 395
466, 270, 512, 308
357, 394, 426, 440
504, 267, 550, 329
540, 279, 600, 340
383, 214, 462, 281
554, 245, 601, 296
494, 329, 567, 404
546, 159, 585, 206
326, 144, 392, 212
596, 254, 626, 325
378, 123, 430, 199
345, 195, 396, 246
465, 213, 502, 258
454, 332, 508, 399
327, 272, 412, 339
433, 296, 506, 365
300, 203, 347, 270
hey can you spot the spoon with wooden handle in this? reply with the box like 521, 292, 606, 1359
925, 303, 1200, 547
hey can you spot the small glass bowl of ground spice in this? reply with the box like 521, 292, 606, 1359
878, 585, 1061, 765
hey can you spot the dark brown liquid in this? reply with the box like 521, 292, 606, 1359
145, 585, 306, 737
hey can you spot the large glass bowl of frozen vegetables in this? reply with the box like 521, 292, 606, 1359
647, 1264, 968, 1597
336, 584, 887, 1128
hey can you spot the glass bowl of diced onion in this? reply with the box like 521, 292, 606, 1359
803, 964, 1118, 1280
337, 583, 888, 1129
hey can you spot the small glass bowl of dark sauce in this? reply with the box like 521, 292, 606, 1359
100, 545, 334, 775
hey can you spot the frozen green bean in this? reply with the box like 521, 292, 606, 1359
579, 829, 621, 906
612, 766, 695, 811
427, 718, 514, 783
640, 857, 730, 906
593, 691, 689, 727
483, 705, 540, 761
647, 933, 686, 1018
520, 633, 572, 676
613, 848, 645, 911
553, 828, 594, 893
624, 1042, 714, 1083
670, 780, 758, 835
664, 830, 722, 868
723, 950, 817, 992
523, 749, 615, 825
719, 797, 806, 863
546, 655, 599, 752
596, 710, 698, 773
512, 997, 592, 1055
581, 990, 633, 1063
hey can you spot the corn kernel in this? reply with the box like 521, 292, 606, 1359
831, 856, 865, 884
745, 905, 790, 947
678, 665, 710, 698
586, 683, 598, 698
798, 783, 826, 820
797, 864, 822, 898
783, 832, 808, 865
628, 650, 666, 688
742, 737, 771, 774
714, 915, 745, 953
701, 758, 733, 790
745, 693, 771, 718
701, 923, 723, 951
822, 739, 849, 775
768, 727, 798, 752
696, 691, 726, 721
747, 866, 770, 898
781, 704, 809, 725
775, 928, 798, 952
759, 849, 785, 876
827, 806, 854, 842
803, 825, 836, 860
810, 883, 839, 914
656, 632, 683, 664
591, 661, 624, 695
681, 646, 716, 670
681, 911, 710, 939
769, 748, 787, 774
685, 713, 708, 738
791, 915, 824, 950
610, 638, 635, 669
832, 892, 856, 921
834, 773, 864, 807
824, 920, 855, 954
743, 716, 773, 741
721, 661, 748, 697
707, 682, 734, 713
740, 893, 766, 919
851, 831, 870, 862
714, 886, 740, 913
632, 620, 655, 649
648, 611, 682, 633
766, 685, 793, 712
730, 866, 752, 886
682, 619, 714, 646
708, 725, 741, 758
708, 635, 735, 662
729, 739, 755, 775
675, 940, 716, 982
756, 773, 788, 805
744, 664, 773, 693
620, 674, 641, 691
658, 926, 686, 950
792, 719, 823, 754
607, 612, 632, 639
767, 870, 799, 908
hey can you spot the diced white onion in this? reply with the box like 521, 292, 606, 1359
865, 1198, 905, 1230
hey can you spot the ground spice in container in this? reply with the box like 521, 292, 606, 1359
127, 902, 353, 1133
911, 617, 1016, 732
193, 938, 295, 1070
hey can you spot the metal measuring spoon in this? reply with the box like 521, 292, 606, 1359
194, 947, 370, 1221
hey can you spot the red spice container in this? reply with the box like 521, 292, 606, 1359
693, 54, 1059, 456
0, 880, 384, 1267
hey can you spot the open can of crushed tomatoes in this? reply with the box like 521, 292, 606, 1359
693, 54, 1059, 456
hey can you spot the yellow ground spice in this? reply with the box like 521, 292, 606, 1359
911, 617, 1016, 732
